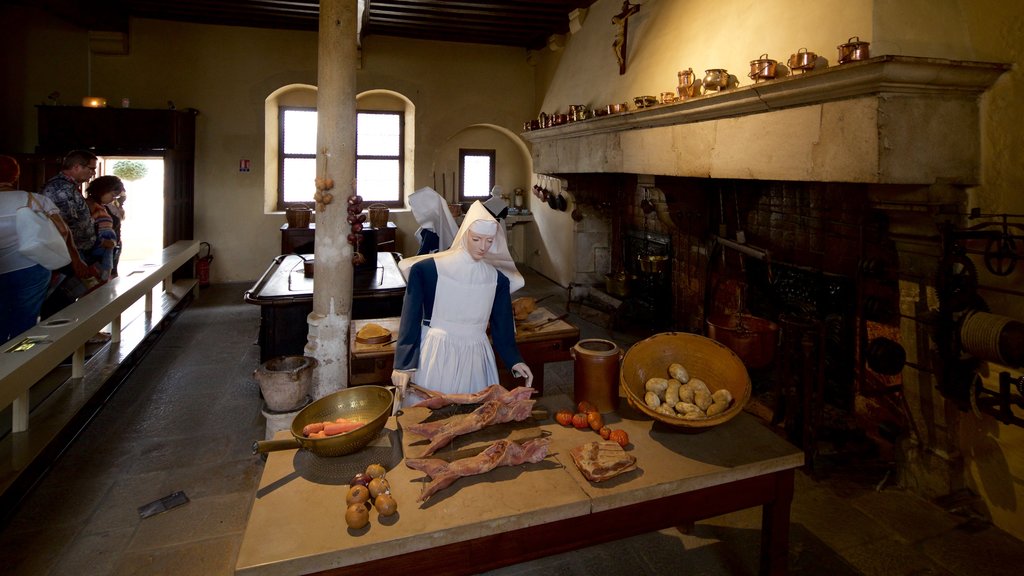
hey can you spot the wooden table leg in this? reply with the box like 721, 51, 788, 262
760, 468, 795, 576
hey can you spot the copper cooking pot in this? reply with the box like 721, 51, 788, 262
604, 271, 634, 298
838, 36, 870, 64
705, 312, 779, 369
748, 54, 777, 82
702, 69, 730, 92
637, 254, 668, 274
788, 48, 818, 72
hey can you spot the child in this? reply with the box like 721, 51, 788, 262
84, 175, 124, 282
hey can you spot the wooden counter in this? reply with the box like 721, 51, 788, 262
235, 395, 803, 576
349, 307, 579, 394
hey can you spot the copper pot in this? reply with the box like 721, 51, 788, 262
604, 271, 634, 298
637, 254, 668, 274
838, 36, 870, 64
702, 69, 730, 92
748, 54, 777, 82
705, 312, 778, 369
788, 48, 818, 72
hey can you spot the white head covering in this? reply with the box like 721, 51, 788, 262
398, 200, 524, 293
482, 185, 508, 220
408, 186, 459, 251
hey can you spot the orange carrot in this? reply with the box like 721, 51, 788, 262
323, 421, 364, 436
302, 422, 326, 436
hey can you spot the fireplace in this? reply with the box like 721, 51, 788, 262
525, 56, 1013, 495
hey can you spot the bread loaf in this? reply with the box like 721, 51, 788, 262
356, 323, 391, 342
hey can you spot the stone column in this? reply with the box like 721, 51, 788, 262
306, 0, 357, 399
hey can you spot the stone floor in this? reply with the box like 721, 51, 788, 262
1, 270, 1022, 575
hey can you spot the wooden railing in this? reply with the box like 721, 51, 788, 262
0, 240, 201, 433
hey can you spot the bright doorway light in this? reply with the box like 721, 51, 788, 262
100, 157, 164, 264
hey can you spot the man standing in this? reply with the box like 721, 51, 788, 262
42, 150, 98, 259
40, 150, 100, 316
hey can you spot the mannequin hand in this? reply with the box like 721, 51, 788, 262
511, 363, 534, 388
390, 370, 412, 414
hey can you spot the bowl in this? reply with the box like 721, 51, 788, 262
289, 385, 394, 457
620, 332, 751, 432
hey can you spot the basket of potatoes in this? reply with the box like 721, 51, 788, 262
620, 332, 751, 432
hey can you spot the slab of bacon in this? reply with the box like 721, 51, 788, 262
410, 384, 536, 410
403, 399, 536, 456
405, 437, 551, 501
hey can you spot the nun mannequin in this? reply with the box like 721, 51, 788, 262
408, 186, 459, 255
391, 201, 533, 408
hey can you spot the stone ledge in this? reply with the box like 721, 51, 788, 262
522, 55, 1011, 143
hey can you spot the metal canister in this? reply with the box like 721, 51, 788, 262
571, 339, 622, 413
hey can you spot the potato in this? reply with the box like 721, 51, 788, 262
675, 401, 703, 416
689, 378, 710, 395
678, 383, 695, 404
712, 389, 733, 405
644, 391, 662, 408
664, 379, 681, 405
694, 389, 713, 411
645, 377, 669, 395
655, 404, 677, 417
668, 363, 690, 384
706, 402, 729, 417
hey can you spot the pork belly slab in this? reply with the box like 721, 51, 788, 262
405, 437, 551, 501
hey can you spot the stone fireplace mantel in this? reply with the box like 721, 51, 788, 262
523, 56, 1010, 185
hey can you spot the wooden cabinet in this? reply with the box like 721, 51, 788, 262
36, 106, 197, 154
280, 222, 397, 255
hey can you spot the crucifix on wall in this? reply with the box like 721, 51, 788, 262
612, 1, 641, 75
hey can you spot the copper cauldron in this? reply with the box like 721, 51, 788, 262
838, 36, 870, 64
748, 54, 777, 82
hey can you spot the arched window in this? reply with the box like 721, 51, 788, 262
265, 86, 414, 211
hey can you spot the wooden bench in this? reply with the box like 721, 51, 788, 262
0, 240, 200, 434
0, 241, 200, 502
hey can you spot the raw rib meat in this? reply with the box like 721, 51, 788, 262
405, 437, 551, 501
411, 384, 536, 409
403, 399, 536, 456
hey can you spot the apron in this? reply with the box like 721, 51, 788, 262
414, 256, 498, 395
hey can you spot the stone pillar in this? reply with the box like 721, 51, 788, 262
306, 0, 357, 399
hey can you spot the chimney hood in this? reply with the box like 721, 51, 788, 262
522, 56, 1010, 186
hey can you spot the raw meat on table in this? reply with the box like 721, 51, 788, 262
410, 384, 536, 409
403, 399, 536, 456
406, 437, 551, 501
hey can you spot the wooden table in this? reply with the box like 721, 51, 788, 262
235, 395, 804, 576
349, 307, 579, 394
244, 253, 406, 362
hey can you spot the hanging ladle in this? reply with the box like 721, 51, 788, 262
640, 187, 655, 215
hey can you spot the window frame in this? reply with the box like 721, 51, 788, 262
277, 105, 317, 211
276, 107, 406, 210
458, 148, 496, 203
357, 109, 406, 209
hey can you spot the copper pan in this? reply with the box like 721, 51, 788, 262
252, 385, 393, 457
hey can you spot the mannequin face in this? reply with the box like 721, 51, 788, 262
465, 230, 495, 260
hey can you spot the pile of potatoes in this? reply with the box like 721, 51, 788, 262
643, 363, 733, 420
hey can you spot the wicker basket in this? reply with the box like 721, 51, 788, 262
286, 205, 312, 229
367, 204, 390, 229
